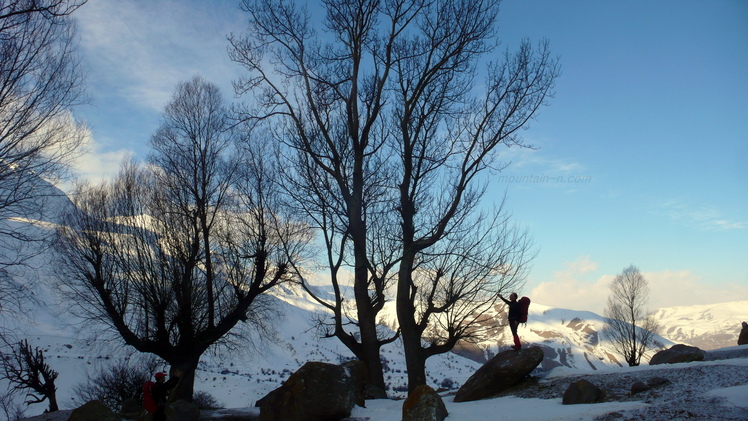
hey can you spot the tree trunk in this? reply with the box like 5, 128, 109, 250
168, 358, 199, 402
401, 326, 427, 393
47, 394, 59, 412
353, 259, 387, 391
396, 250, 427, 394
359, 326, 386, 391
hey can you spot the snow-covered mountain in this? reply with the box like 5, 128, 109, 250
406, 300, 673, 371
651, 301, 748, 350
1, 187, 745, 418
5, 273, 744, 419
3, 273, 668, 414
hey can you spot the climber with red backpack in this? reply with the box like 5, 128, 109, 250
499, 292, 530, 350
143, 371, 179, 421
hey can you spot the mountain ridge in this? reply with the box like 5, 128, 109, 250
1, 197, 746, 416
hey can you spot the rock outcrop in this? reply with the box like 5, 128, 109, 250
453, 346, 543, 402
649, 344, 705, 365
167, 400, 200, 421
631, 377, 670, 395
562, 379, 603, 404
402, 385, 448, 421
341, 359, 368, 405
68, 400, 119, 421
738, 321, 748, 345
257, 360, 364, 421
120, 397, 140, 419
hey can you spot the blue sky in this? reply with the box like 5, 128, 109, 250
71, 0, 747, 314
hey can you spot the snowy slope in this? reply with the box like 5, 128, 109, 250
2, 262, 744, 419
652, 301, 748, 350
2, 186, 746, 418
378, 300, 673, 371
2, 274, 667, 418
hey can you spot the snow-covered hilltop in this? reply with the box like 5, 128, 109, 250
651, 301, 748, 350
6, 269, 739, 415
2, 193, 747, 417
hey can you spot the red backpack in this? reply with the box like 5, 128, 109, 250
142, 381, 157, 414
518, 296, 531, 323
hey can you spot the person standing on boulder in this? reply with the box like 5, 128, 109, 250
499, 292, 522, 350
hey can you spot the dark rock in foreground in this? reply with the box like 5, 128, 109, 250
562, 379, 603, 404
402, 385, 448, 421
649, 344, 705, 365
738, 321, 748, 346
67, 400, 119, 421
453, 346, 543, 402
257, 360, 363, 421
167, 399, 200, 421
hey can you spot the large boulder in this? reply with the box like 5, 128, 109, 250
257, 361, 362, 421
167, 400, 200, 421
738, 321, 748, 346
120, 398, 141, 419
453, 346, 543, 402
649, 344, 705, 365
631, 377, 671, 395
562, 379, 603, 404
630, 381, 648, 395
341, 359, 368, 406
68, 400, 119, 421
402, 385, 448, 421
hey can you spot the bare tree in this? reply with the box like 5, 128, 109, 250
54, 77, 307, 401
0, 389, 26, 421
231, 0, 557, 393
390, 1, 557, 391
603, 265, 659, 366
0, 0, 87, 319
230, 0, 401, 392
1, 339, 59, 413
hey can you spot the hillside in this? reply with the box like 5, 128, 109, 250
651, 301, 748, 350
1, 192, 746, 418
3, 260, 747, 419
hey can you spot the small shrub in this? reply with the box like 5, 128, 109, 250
392, 384, 408, 393
440, 378, 456, 389
73, 356, 160, 412
193, 391, 223, 409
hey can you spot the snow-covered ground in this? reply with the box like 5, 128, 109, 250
36, 347, 748, 421
20, 347, 748, 421
352, 346, 748, 421
4, 267, 747, 420
2, 204, 746, 420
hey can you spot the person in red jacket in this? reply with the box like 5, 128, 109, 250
499, 292, 522, 350
144, 372, 179, 421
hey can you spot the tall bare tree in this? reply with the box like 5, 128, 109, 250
0, 0, 87, 319
231, 0, 558, 393
603, 265, 659, 366
390, 1, 557, 391
54, 77, 308, 401
230, 0, 401, 392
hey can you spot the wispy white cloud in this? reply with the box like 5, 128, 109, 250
645, 270, 748, 309
653, 200, 746, 231
76, 0, 244, 112
512, 154, 584, 174
529, 255, 609, 314
68, 128, 133, 188
497, 141, 584, 175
